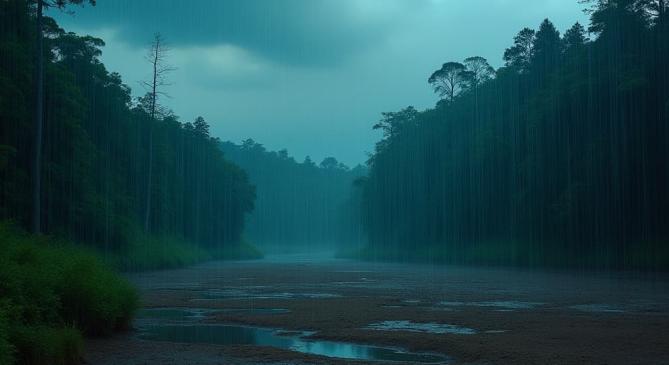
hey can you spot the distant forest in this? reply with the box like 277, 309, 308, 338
359, 0, 669, 269
221, 140, 366, 252
0, 0, 255, 253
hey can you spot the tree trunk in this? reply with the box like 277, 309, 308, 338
32, 0, 44, 234
144, 38, 160, 232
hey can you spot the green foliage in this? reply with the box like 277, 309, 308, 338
0, 223, 137, 365
12, 326, 82, 365
100, 232, 263, 271
0, 307, 13, 365
0, 0, 255, 256
362, 1, 669, 270
106, 234, 212, 271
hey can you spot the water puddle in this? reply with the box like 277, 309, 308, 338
137, 308, 214, 321
199, 289, 341, 300
137, 323, 450, 363
438, 300, 543, 310
365, 320, 477, 335
569, 304, 625, 313
137, 307, 289, 322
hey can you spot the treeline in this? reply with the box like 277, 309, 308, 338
360, 0, 669, 269
0, 0, 255, 255
221, 140, 365, 251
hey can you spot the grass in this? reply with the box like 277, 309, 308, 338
0, 222, 138, 365
103, 234, 263, 271
0, 221, 263, 364
103, 234, 213, 271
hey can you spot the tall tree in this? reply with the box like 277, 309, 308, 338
31, 0, 95, 234
463, 56, 495, 87
142, 33, 174, 232
531, 19, 562, 75
563, 22, 588, 51
193, 116, 210, 137
503, 27, 536, 72
373, 106, 418, 140
463, 57, 495, 115
428, 62, 472, 102
320, 157, 340, 170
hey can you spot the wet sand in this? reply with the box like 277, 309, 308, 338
86, 255, 669, 364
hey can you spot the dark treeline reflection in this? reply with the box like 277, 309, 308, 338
0, 0, 255, 253
221, 140, 366, 252
358, 0, 669, 269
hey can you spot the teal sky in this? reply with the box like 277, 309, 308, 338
52, 0, 588, 166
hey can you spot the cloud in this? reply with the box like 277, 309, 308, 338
52, 0, 429, 66
50, 0, 589, 165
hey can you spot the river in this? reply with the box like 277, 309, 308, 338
86, 254, 669, 364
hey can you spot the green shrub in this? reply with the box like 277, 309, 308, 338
105, 234, 212, 271
12, 326, 82, 365
103, 233, 263, 271
0, 306, 14, 365
0, 222, 138, 364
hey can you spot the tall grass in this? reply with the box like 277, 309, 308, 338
102, 234, 263, 271
0, 223, 138, 365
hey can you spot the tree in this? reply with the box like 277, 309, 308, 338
463, 56, 495, 87
563, 22, 588, 52
531, 19, 562, 75
373, 106, 418, 140
463, 57, 495, 115
277, 149, 289, 160
503, 27, 536, 72
241, 138, 256, 150
193, 116, 210, 137
142, 33, 175, 232
320, 157, 340, 170
584, 0, 648, 34
428, 62, 472, 102
303, 155, 316, 167
31, 0, 95, 234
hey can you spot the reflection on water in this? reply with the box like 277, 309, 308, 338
569, 304, 625, 313
138, 324, 450, 363
137, 307, 290, 321
438, 301, 543, 310
137, 308, 213, 321
199, 289, 341, 300
365, 320, 476, 335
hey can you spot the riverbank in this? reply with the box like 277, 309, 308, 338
0, 223, 263, 365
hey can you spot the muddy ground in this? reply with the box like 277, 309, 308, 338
85, 255, 669, 365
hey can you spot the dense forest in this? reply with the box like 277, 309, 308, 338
0, 0, 255, 259
0, 1, 259, 363
221, 140, 366, 252
359, 0, 669, 269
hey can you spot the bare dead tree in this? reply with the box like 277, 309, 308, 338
142, 33, 175, 232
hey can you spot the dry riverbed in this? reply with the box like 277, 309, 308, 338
85, 255, 669, 365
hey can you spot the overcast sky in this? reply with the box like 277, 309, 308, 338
52, 0, 588, 166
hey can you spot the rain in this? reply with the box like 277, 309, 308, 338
1, 0, 668, 364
